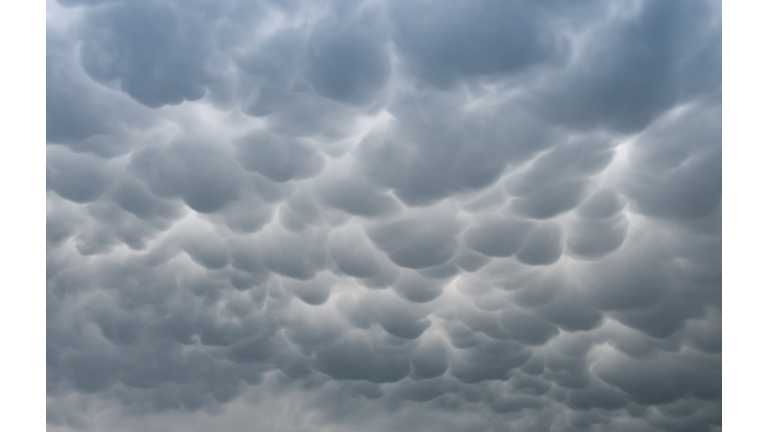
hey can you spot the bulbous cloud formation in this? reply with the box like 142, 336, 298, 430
46, 0, 721, 431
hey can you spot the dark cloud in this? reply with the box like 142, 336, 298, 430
566, 214, 628, 260
595, 349, 721, 406
356, 94, 559, 206
235, 130, 324, 182
366, 213, 464, 269
449, 338, 532, 384
46, 0, 721, 430
110, 174, 186, 222
528, 0, 721, 133
515, 222, 564, 266
317, 178, 402, 218
78, 1, 213, 108
47, 47, 114, 142
464, 218, 533, 258
622, 104, 722, 221
498, 306, 560, 346
182, 229, 230, 270
410, 337, 449, 379
304, 8, 390, 106
315, 334, 411, 383
393, 270, 444, 303
389, 0, 561, 88
47, 146, 116, 204
232, 28, 304, 117
505, 136, 616, 219
328, 226, 382, 279
128, 140, 242, 213
47, 27, 156, 159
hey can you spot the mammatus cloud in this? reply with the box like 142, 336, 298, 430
47, 0, 721, 431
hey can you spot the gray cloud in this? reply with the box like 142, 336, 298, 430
366, 212, 464, 269
78, 1, 213, 108
388, 0, 564, 88
128, 140, 243, 213
527, 0, 721, 133
47, 0, 721, 431
304, 7, 390, 106
235, 130, 325, 183
464, 218, 533, 258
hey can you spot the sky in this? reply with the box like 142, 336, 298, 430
43, 0, 724, 431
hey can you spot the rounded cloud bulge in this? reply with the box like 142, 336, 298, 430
47, 0, 721, 431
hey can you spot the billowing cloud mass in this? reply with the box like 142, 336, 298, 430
46, 0, 721, 431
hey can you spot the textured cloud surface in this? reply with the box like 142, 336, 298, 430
47, 0, 721, 431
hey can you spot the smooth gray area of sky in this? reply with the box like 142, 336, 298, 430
46, 0, 721, 431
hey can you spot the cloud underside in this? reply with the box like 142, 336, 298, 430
46, 0, 722, 431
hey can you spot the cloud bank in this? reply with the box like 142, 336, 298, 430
47, 0, 721, 431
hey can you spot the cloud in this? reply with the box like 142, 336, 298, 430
388, 0, 563, 88
46, 0, 721, 431
527, 0, 721, 133
304, 6, 391, 105
235, 130, 325, 182
78, 1, 213, 108
366, 211, 464, 269
464, 218, 533, 258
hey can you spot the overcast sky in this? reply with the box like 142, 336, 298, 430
45, 0, 722, 431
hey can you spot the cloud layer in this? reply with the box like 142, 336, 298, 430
47, 0, 722, 431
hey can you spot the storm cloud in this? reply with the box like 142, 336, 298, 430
47, 0, 721, 431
